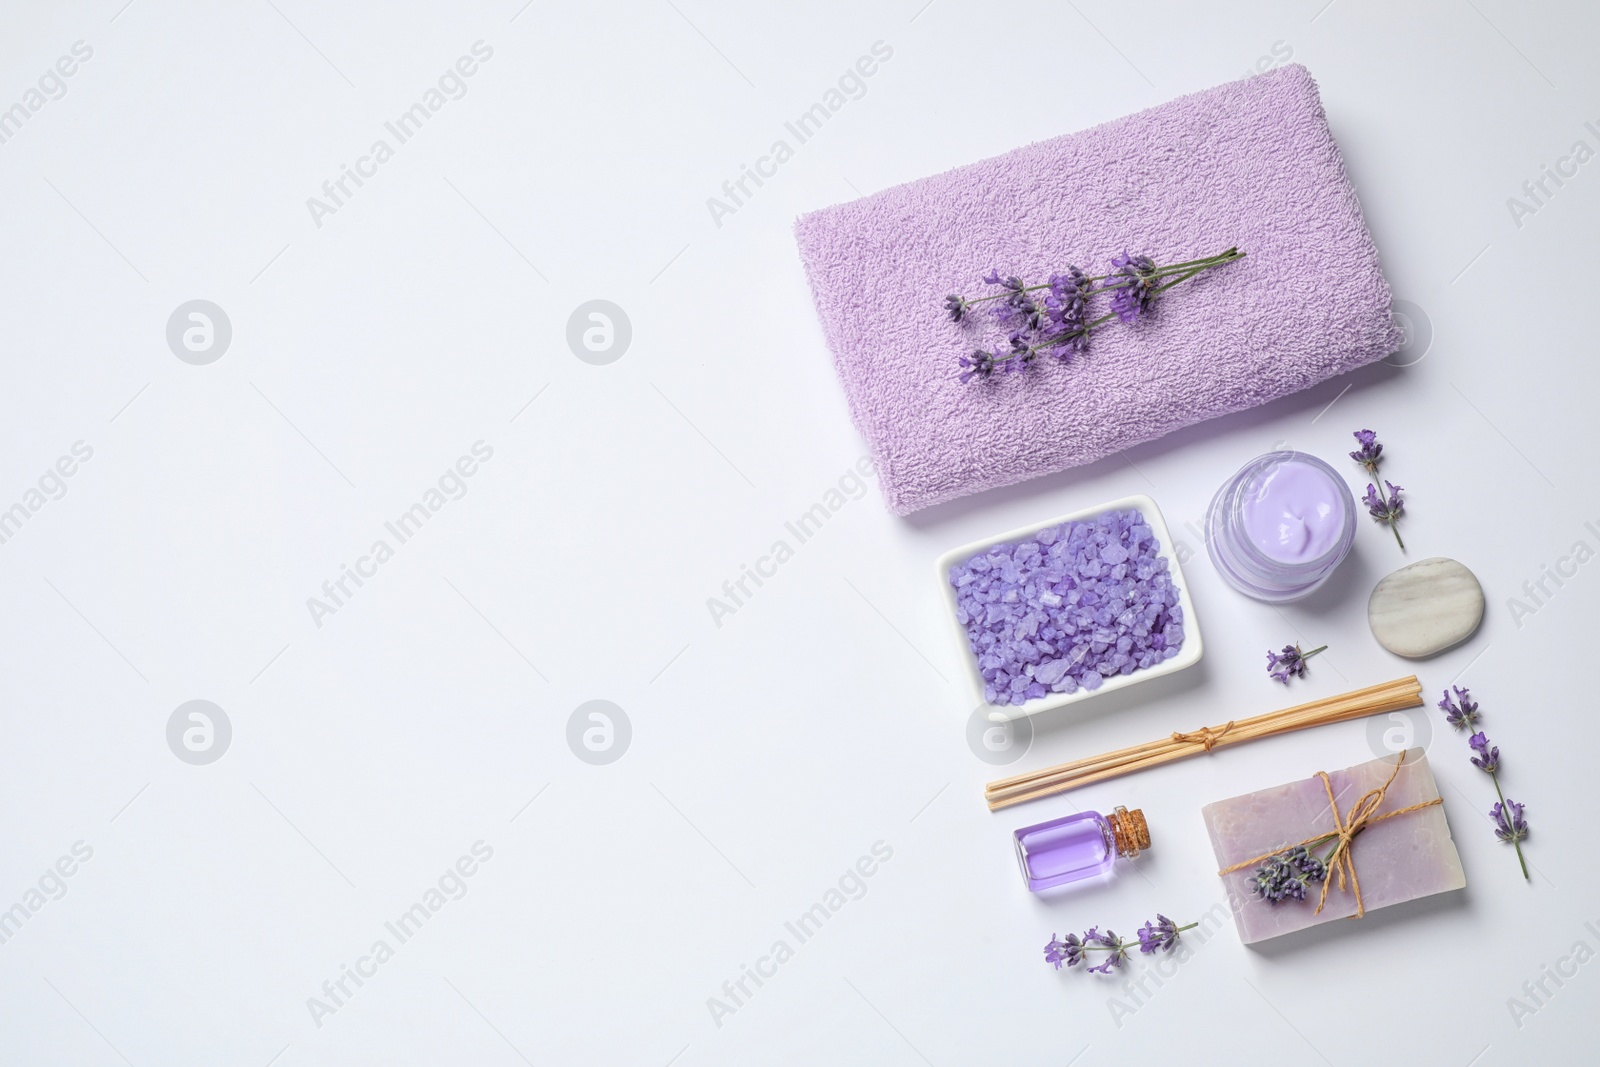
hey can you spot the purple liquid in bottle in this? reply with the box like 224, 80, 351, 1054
1014, 806, 1148, 892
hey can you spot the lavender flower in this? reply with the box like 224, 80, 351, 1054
1363, 480, 1406, 550
1441, 689, 1530, 881
947, 247, 1245, 383
1044, 269, 1088, 324
1043, 269, 1090, 362
1492, 800, 1530, 844
1002, 334, 1036, 374
1082, 928, 1127, 974
1437, 686, 1481, 730
1105, 252, 1158, 323
1044, 932, 1084, 970
957, 349, 996, 384
1468, 732, 1500, 774
1046, 917, 1198, 972
1349, 429, 1383, 478
996, 299, 1042, 332
1047, 335, 1089, 363
1266, 642, 1326, 684
1252, 844, 1329, 904
1136, 914, 1182, 954
981, 272, 1043, 331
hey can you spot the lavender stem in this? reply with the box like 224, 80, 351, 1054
1490, 772, 1530, 881
961, 249, 1242, 304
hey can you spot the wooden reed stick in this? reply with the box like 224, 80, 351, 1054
984, 676, 1422, 811
985, 677, 1418, 795
985, 678, 1421, 806
989, 690, 1420, 809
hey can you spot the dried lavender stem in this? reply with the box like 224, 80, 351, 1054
1489, 771, 1530, 881
960, 250, 1242, 305
1077, 922, 1200, 953
990, 257, 1242, 366
1098, 249, 1243, 286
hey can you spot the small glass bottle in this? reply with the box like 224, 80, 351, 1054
1206, 451, 1356, 602
1014, 805, 1149, 892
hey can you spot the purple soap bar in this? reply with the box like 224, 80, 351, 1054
1201, 749, 1465, 945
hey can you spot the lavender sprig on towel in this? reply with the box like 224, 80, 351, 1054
948, 247, 1244, 382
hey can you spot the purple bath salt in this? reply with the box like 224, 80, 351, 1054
948, 509, 1184, 707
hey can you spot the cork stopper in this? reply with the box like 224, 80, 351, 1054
1110, 806, 1150, 859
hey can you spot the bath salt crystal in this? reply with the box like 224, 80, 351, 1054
949, 509, 1183, 706
1033, 658, 1071, 685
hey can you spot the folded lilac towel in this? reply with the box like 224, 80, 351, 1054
794, 65, 1401, 516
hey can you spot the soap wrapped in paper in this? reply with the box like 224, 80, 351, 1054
1201, 749, 1465, 944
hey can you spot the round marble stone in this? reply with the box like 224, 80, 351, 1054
1367, 557, 1485, 658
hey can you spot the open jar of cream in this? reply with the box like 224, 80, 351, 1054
1206, 451, 1355, 602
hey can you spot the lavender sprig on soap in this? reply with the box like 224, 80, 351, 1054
1438, 687, 1530, 881
1251, 844, 1329, 904
947, 247, 1244, 382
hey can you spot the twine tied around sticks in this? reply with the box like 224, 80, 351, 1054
1171, 721, 1236, 752
1217, 752, 1442, 918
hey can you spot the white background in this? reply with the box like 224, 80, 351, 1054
0, 1, 1594, 1064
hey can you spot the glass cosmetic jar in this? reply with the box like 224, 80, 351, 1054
1206, 451, 1356, 602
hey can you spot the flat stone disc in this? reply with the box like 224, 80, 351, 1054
1367, 557, 1484, 658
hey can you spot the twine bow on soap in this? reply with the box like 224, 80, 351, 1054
1218, 751, 1443, 917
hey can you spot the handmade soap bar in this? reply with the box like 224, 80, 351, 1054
1201, 749, 1464, 944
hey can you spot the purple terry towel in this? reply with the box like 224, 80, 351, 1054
794, 65, 1401, 516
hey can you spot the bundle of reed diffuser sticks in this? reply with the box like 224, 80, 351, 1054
984, 676, 1423, 811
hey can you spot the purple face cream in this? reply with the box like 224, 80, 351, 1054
1207, 452, 1355, 602
1240, 458, 1346, 563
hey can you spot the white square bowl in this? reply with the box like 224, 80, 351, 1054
934, 493, 1204, 721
